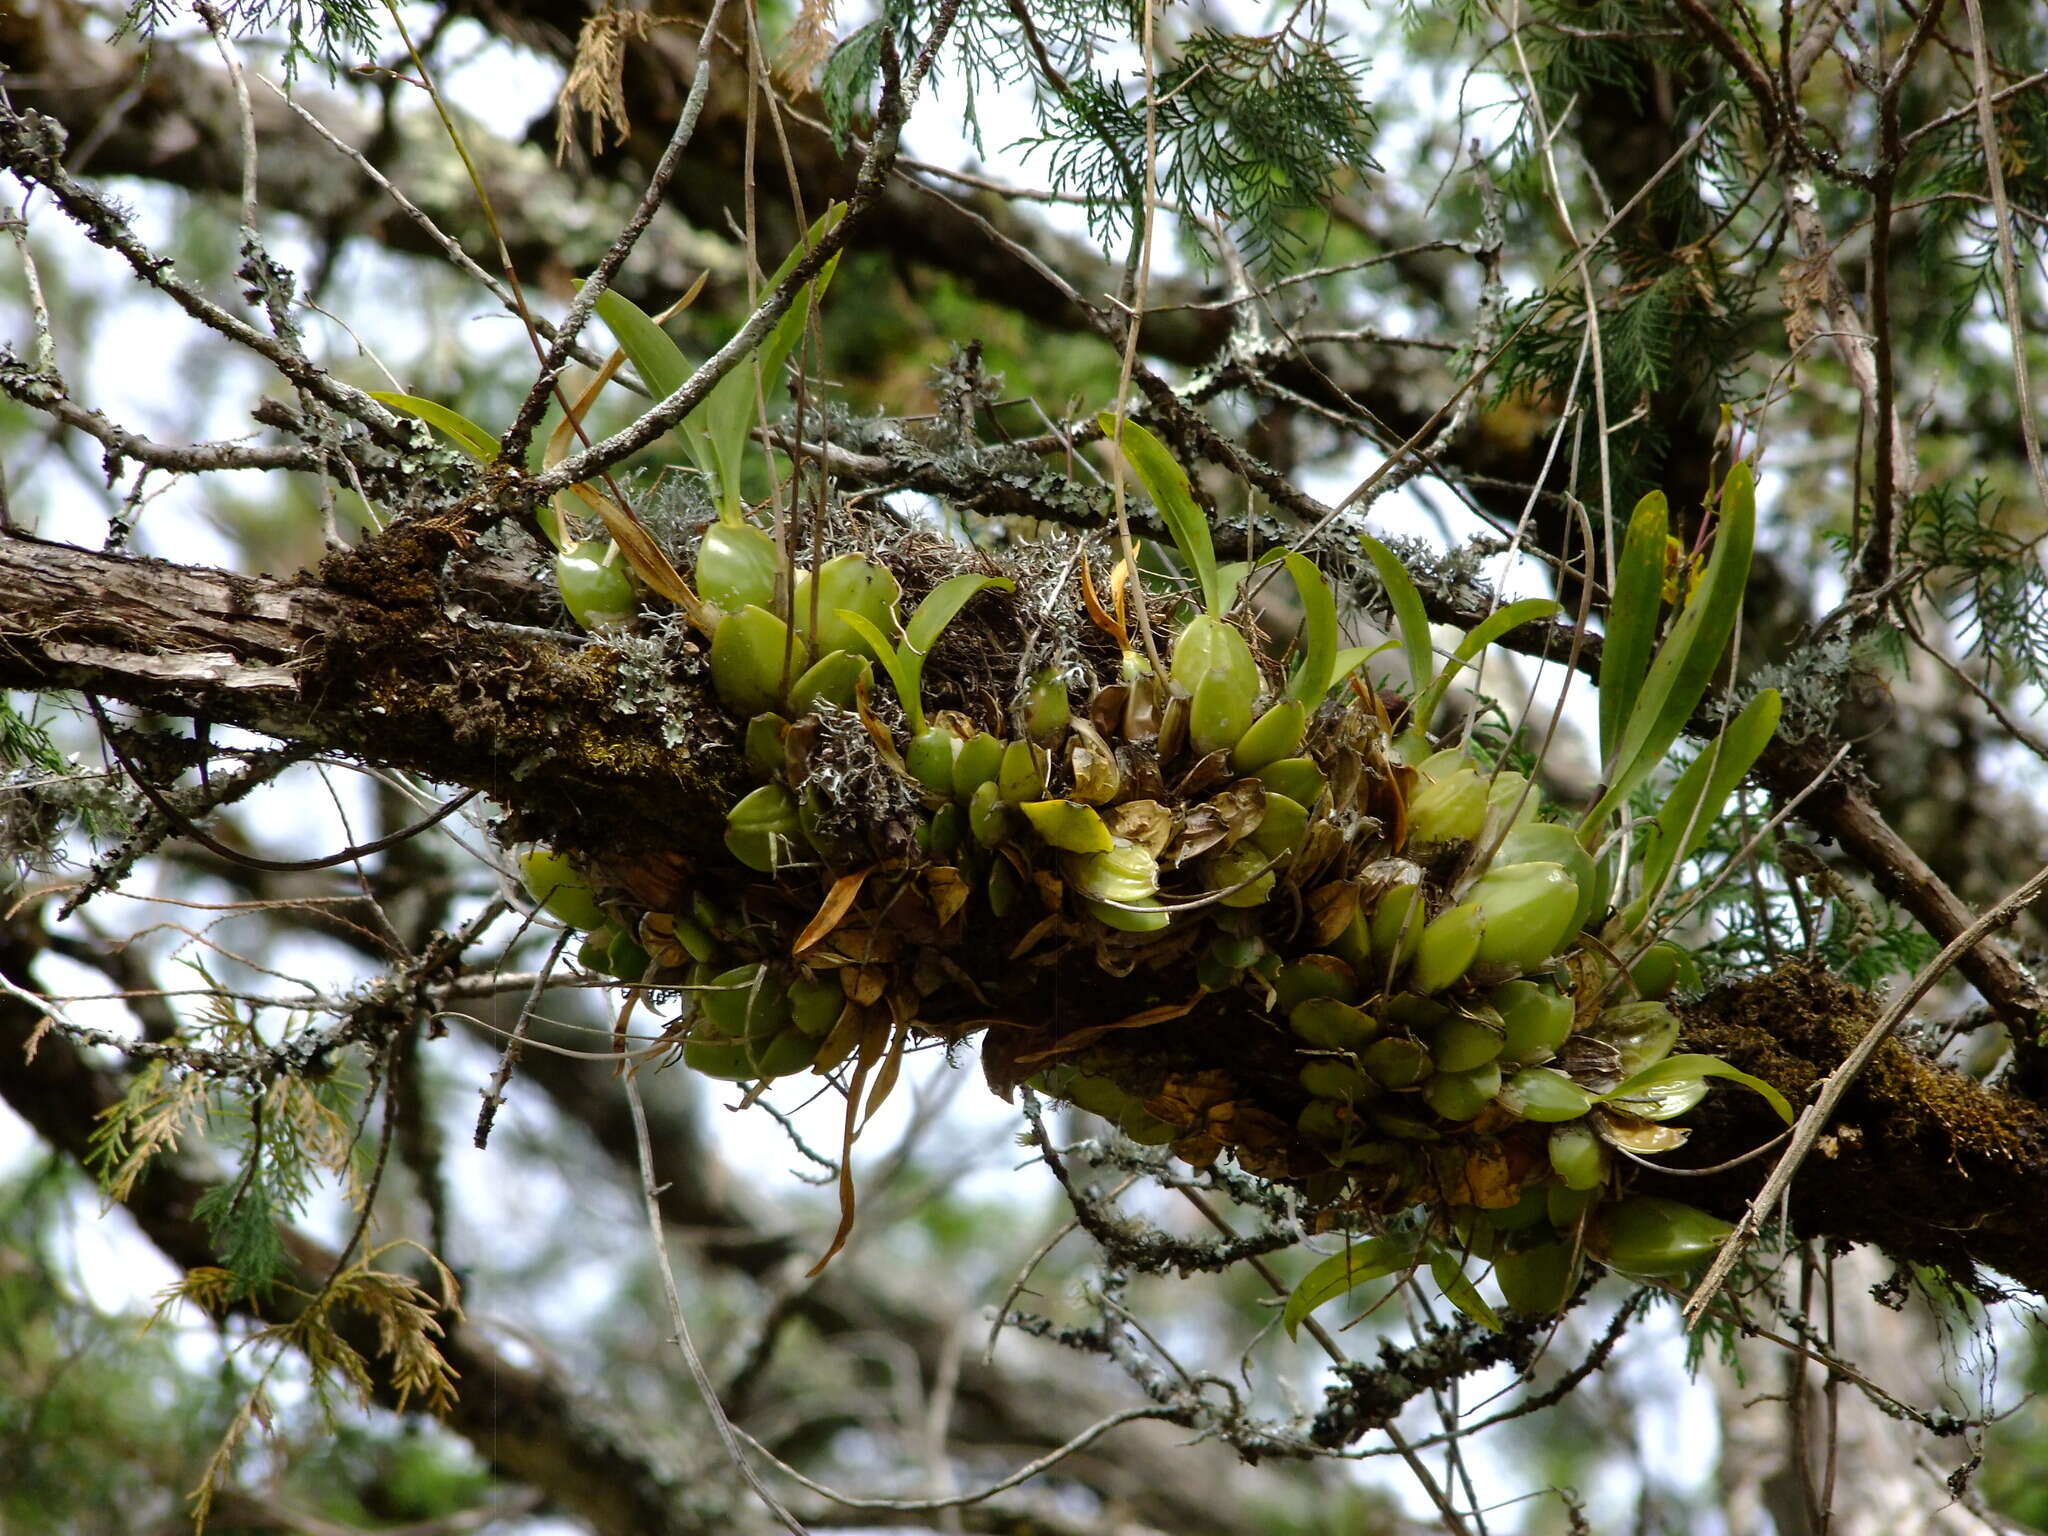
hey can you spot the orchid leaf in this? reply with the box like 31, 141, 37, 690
1330, 642, 1393, 695
1428, 1242, 1504, 1333
843, 573, 1012, 737
1283, 1233, 1416, 1339
1266, 551, 1339, 704
1601, 1053, 1795, 1126
1600, 490, 1670, 768
1409, 598, 1561, 730
369, 393, 500, 462
1359, 535, 1437, 705
1587, 464, 1758, 832
837, 612, 920, 734
1103, 414, 1222, 617
905, 574, 1014, 656
1621, 688, 1782, 930
698, 205, 846, 519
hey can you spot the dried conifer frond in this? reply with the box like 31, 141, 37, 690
777, 0, 840, 93
555, 8, 670, 163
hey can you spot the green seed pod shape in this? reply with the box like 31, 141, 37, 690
1274, 956, 1358, 1012
1020, 799, 1113, 854
1425, 1063, 1502, 1121
1248, 792, 1310, 858
1363, 1036, 1434, 1089
925, 803, 965, 859
1232, 699, 1307, 774
744, 713, 788, 780
792, 553, 900, 660
1371, 1103, 1442, 1140
1493, 980, 1575, 1064
1299, 1060, 1378, 1100
1255, 757, 1327, 808
1468, 861, 1580, 973
1410, 901, 1485, 993
1289, 997, 1379, 1050
1494, 821, 1600, 940
1484, 1188, 1550, 1233
696, 520, 778, 613
1201, 844, 1277, 908
1589, 1001, 1681, 1077
1173, 616, 1261, 757
1547, 1183, 1600, 1230
1497, 1067, 1595, 1122
711, 605, 808, 718
1629, 940, 1702, 1000
798, 788, 858, 863
1084, 897, 1172, 933
788, 977, 845, 1037
608, 930, 652, 981
1590, 1196, 1735, 1277
906, 726, 964, 799
1484, 770, 1539, 828
788, 650, 870, 715
968, 779, 1013, 849
1334, 1138, 1411, 1168
1025, 668, 1072, 746
724, 783, 801, 873
1065, 840, 1161, 904
1297, 1099, 1356, 1142
554, 540, 637, 631
998, 739, 1051, 805
1330, 909, 1373, 974
1429, 1014, 1504, 1073
952, 730, 1005, 803
1406, 767, 1487, 847
1209, 932, 1265, 970
987, 856, 1022, 917
1195, 948, 1241, 992
697, 962, 777, 1040
1368, 880, 1427, 969
1383, 992, 1451, 1032
1494, 1240, 1578, 1315
750, 1027, 822, 1080
518, 848, 608, 931
578, 925, 622, 976
1548, 1122, 1610, 1190
670, 915, 720, 965
683, 1039, 758, 1080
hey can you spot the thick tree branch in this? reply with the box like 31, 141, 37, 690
0, 530, 746, 860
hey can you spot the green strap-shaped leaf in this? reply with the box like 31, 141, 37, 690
1600, 490, 1670, 769
1600, 1053, 1796, 1126
1359, 535, 1437, 705
1271, 551, 1339, 704
1215, 560, 1252, 614
368, 393, 501, 462
1283, 1233, 1417, 1339
842, 573, 1013, 737
1102, 414, 1222, 617
1427, 1241, 1504, 1333
1329, 642, 1394, 696
905, 573, 1015, 656
1585, 463, 1759, 833
591, 287, 716, 483
1408, 598, 1562, 731
837, 611, 920, 734
591, 290, 692, 400
1619, 688, 1782, 931
698, 205, 847, 519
